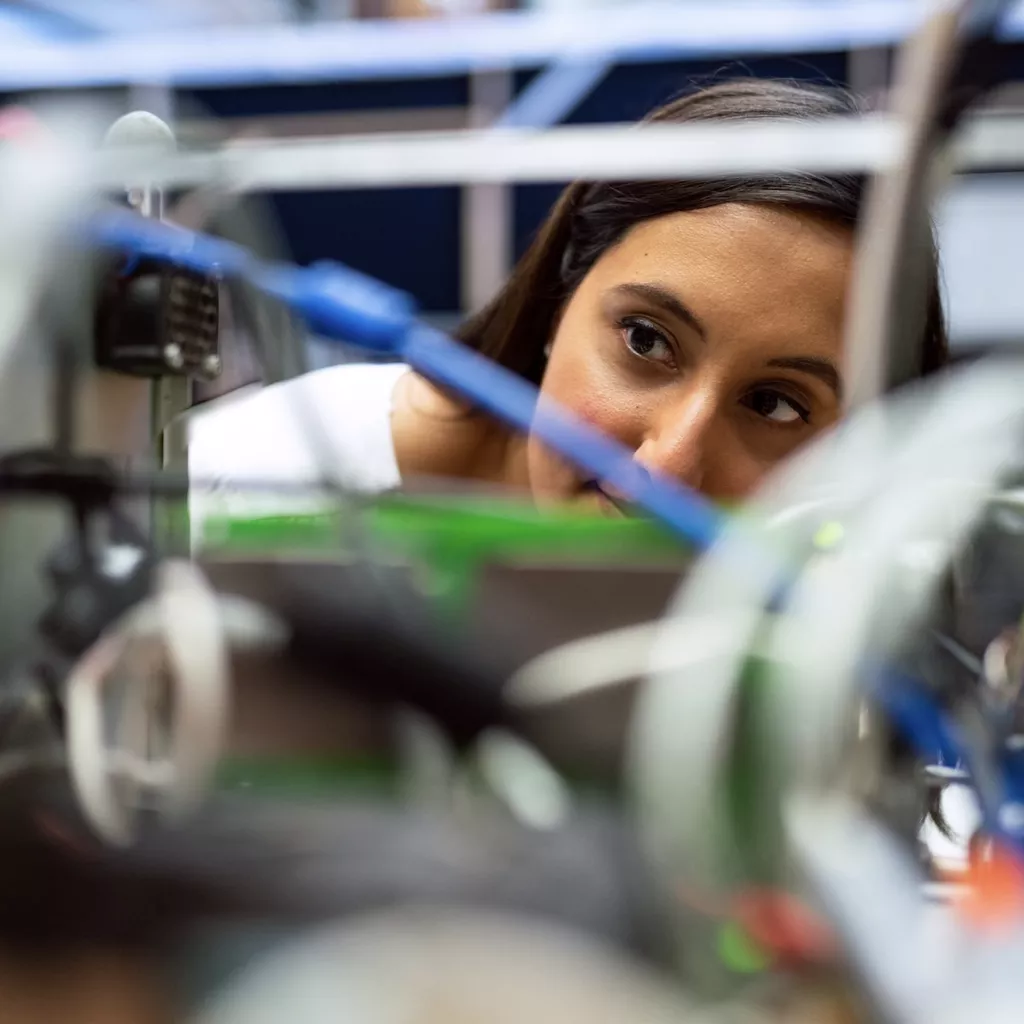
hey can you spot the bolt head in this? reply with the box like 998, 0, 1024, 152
163, 343, 184, 370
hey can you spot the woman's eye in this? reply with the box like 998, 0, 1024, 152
620, 318, 674, 366
745, 389, 810, 425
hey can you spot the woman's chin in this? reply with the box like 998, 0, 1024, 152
570, 484, 632, 519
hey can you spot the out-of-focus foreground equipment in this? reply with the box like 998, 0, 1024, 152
2, 2, 1024, 1023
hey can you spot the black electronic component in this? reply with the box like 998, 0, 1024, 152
93, 256, 222, 381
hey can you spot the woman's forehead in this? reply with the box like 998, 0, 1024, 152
595, 204, 852, 279
587, 205, 852, 321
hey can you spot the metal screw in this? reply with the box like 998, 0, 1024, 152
163, 343, 184, 370
202, 353, 222, 377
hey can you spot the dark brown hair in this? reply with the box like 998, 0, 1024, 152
457, 78, 948, 385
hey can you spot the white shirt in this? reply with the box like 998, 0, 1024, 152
187, 361, 408, 544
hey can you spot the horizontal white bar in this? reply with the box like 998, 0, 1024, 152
93, 114, 1024, 193
2, 1, 1022, 91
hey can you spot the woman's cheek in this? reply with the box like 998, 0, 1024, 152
525, 432, 579, 504
526, 392, 649, 504
526, 370, 597, 500
562, 388, 650, 453
528, 336, 650, 498
542, 357, 644, 447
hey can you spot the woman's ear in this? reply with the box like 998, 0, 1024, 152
543, 341, 553, 360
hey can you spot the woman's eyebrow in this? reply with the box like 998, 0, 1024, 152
610, 282, 707, 339
767, 356, 842, 398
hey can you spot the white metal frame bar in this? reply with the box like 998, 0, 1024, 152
4, 1, 1024, 91
95, 113, 1024, 193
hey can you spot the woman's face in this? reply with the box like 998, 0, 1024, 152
527, 203, 853, 513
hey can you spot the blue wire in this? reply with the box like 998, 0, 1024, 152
873, 668, 1024, 857
871, 669, 962, 769
88, 210, 252, 278
85, 209, 726, 552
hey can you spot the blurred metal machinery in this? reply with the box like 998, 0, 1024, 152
0, 2, 1020, 1023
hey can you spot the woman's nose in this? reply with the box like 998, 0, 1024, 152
632, 385, 718, 492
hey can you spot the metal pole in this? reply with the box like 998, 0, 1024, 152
461, 69, 514, 315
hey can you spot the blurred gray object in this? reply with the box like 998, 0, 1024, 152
192, 910, 699, 1024
938, 174, 1024, 349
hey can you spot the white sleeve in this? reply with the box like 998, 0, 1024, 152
187, 362, 408, 543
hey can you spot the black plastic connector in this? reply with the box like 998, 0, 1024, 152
94, 256, 222, 381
